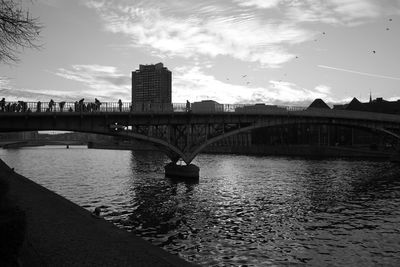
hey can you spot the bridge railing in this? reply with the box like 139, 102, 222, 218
2, 101, 400, 123
0, 101, 308, 113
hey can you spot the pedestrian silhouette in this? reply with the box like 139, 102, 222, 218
59, 101, 66, 112
186, 100, 191, 112
49, 99, 55, 112
118, 99, 122, 112
0, 98, 5, 112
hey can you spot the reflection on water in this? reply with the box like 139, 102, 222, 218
1, 146, 400, 266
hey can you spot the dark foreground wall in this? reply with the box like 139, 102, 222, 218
0, 159, 196, 267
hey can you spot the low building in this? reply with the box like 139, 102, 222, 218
235, 103, 286, 113
191, 100, 224, 113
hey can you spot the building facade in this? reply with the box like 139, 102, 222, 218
131, 63, 172, 111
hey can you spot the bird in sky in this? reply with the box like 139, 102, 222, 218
241, 75, 247, 78
372, 50, 376, 53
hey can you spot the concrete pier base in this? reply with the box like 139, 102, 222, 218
164, 163, 200, 179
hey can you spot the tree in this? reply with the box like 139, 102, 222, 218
0, 0, 41, 63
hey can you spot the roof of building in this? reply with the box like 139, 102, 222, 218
307, 98, 331, 109
346, 97, 366, 111
338, 97, 400, 114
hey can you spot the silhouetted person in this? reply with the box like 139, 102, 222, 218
0, 98, 5, 111
11, 103, 17, 112
18, 101, 27, 112
95, 98, 101, 111
186, 100, 191, 112
118, 99, 122, 112
36, 101, 41, 112
59, 101, 66, 112
78, 98, 84, 112
49, 99, 55, 112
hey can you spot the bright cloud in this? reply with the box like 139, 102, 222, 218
0, 76, 12, 89
285, 0, 382, 25
84, 0, 391, 70
85, 0, 313, 67
173, 66, 333, 105
53, 65, 131, 101
233, 0, 282, 9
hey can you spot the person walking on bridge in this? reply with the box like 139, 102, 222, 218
186, 100, 191, 112
49, 99, 55, 112
59, 101, 66, 112
0, 98, 5, 112
78, 98, 85, 112
95, 98, 101, 111
36, 101, 41, 112
118, 99, 122, 112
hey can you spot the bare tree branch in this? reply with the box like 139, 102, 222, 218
0, 0, 42, 63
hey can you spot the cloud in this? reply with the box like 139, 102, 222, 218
233, 0, 282, 9
84, 0, 394, 70
53, 64, 131, 101
0, 88, 73, 102
314, 85, 331, 94
0, 76, 74, 101
172, 66, 333, 105
85, 0, 313, 67
285, 0, 382, 25
0, 76, 12, 89
330, 0, 380, 21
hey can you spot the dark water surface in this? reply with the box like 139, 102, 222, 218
1, 146, 400, 266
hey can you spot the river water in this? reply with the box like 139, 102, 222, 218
1, 146, 400, 266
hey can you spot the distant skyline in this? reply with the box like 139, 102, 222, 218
1, 0, 400, 105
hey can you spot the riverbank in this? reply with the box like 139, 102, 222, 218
0, 159, 196, 267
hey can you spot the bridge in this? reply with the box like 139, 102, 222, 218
2, 101, 400, 178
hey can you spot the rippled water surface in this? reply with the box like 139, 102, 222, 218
1, 146, 400, 266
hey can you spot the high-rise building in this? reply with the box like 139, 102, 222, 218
131, 63, 172, 111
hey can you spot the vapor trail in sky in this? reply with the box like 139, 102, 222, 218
318, 65, 400, 81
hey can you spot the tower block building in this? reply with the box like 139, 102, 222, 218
131, 63, 172, 111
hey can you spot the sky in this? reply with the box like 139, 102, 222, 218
1, 0, 400, 106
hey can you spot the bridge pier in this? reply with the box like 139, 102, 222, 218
164, 162, 200, 179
